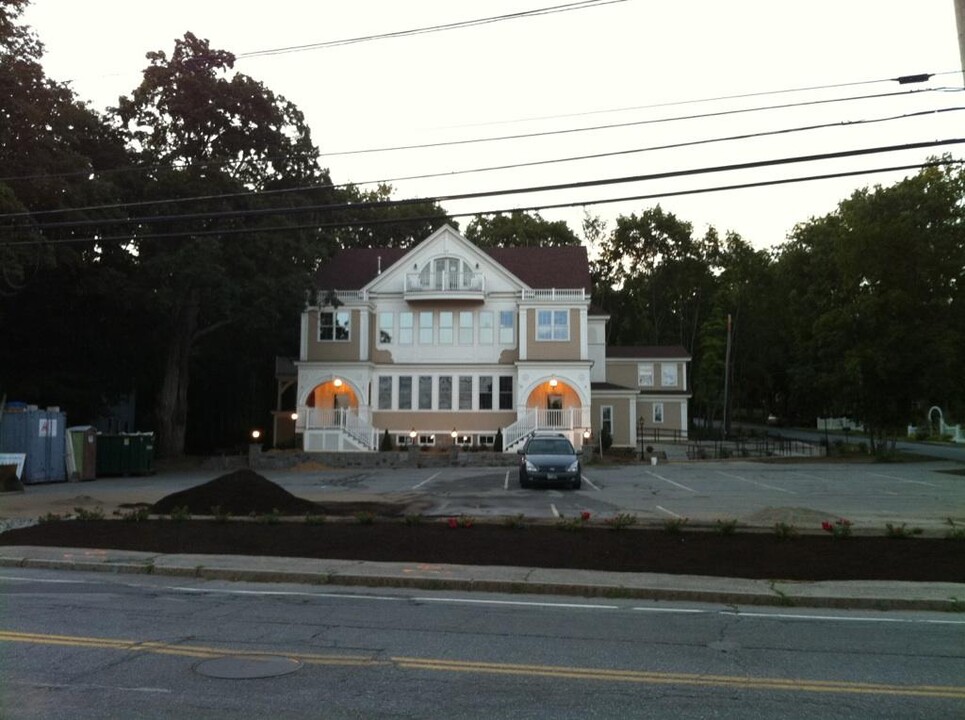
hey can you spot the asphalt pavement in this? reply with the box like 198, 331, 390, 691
1, 450, 963, 613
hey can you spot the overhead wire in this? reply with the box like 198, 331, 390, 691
234, 0, 626, 58
7, 139, 965, 232
1, 84, 955, 184
5, 104, 963, 221
4, 159, 962, 248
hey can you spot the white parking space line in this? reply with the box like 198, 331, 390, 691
645, 470, 697, 493
794, 471, 827, 482
866, 472, 938, 488
656, 505, 684, 518
716, 470, 796, 494
504, 470, 510, 490
550, 503, 561, 518
412, 471, 441, 490
582, 475, 600, 491
415, 597, 619, 610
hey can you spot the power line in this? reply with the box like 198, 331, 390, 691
2, 84, 955, 185
317, 88, 958, 157
7, 105, 962, 221
8, 139, 965, 232
235, 1, 626, 58
4, 159, 961, 248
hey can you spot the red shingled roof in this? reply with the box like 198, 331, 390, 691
314, 245, 591, 291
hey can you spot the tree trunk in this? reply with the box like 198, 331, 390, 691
154, 292, 200, 458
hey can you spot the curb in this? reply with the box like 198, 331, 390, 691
1, 548, 962, 613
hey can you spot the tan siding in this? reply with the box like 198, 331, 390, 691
306, 309, 362, 362
591, 397, 632, 446
605, 361, 637, 388
498, 348, 519, 364
639, 399, 683, 429
526, 308, 582, 361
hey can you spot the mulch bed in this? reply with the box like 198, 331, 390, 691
1, 469, 961, 582
1, 520, 961, 582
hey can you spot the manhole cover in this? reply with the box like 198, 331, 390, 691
194, 655, 303, 679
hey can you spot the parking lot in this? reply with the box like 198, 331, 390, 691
3, 458, 964, 533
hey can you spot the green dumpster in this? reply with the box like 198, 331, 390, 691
127, 433, 155, 475
96, 433, 155, 476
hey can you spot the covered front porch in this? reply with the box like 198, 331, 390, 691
503, 375, 591, 451
296, 376, 378, 451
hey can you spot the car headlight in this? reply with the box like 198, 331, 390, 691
525, 461, 539, 472
566, 460, 580, 472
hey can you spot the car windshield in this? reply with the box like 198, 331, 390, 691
526, 439, 573, 455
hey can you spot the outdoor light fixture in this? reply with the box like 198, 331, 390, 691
583, 428, 591, 440
290, 412, 298, 421
333, 378, 343, 388
409, 428, 417, 439
549, 378, 559, 388
251, 429, 262, 440
451, 428, 458, 439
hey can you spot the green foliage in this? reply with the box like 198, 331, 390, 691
380, 429, 394, 452
604, 513, 638, 531
304, 514, 326, 525
256, 508, 281, 524
466, 211, 581, 247
600, 424, 613, 452
73, 506, 104, 521
502, 513, 526, 529
354, 511, 375, 525
403, 514, 424, 526
117, 506, 151, 522
169, 506, 191, 522
494, 428, 503, 453
714, 518, 739, 535
211, 505, 232, 523
38, 512, 65, 523
662, 517, 688, 534
944, 518, 965, 541
884, 522, 923, 539
773, 522, 798, 540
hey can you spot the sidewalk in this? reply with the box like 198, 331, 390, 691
0, 545, 961, 613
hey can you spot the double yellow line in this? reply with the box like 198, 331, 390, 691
2, 630, 963, 700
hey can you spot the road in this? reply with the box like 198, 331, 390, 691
1, 568, 963, 719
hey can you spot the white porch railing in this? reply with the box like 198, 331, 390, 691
300, 407, 378, 450
520, 289, 586, 300
503, 407, 591, 451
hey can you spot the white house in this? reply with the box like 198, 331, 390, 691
293, 225, 690, 452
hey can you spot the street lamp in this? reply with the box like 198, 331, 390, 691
251, 429, 262, 441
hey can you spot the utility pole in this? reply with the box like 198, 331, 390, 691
956, 0, 965, 87
722, 314, 732, 438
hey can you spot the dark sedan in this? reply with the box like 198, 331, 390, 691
518, 435, 582, 489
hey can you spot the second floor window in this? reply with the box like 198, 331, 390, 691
536, 309, 569, 341
458, 312, 473, 345
499, 311, 514, 344
661, 364, 678, 387
319, 310, 350, 341
638, 363, 654, 387
378, 312, 393, 344
479, 376, 493, 409
399, 312, 413, 344
419, 312, 433, 344
439, 312, 454, 344
479, 312, 494, 344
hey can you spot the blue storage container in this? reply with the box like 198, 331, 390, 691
0, 406, 67, 484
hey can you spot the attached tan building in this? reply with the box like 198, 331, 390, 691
289, 225, 690, 451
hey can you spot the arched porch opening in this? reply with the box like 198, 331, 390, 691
302, 377, 360, 428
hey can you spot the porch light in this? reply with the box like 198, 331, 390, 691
451, 428, 458, 439
409, 428, 417, 439
333, 378, 343, 388
583, 428, 591, 440
549, 378, 558, 388
251, 429, 262, 440
290, 412, 298, 421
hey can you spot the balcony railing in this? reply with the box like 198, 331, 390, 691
520, 289, 586, 301
404, 271, 485, 297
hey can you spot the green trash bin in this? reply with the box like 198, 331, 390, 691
96, 434, 126, 476
127, 433, 155, 475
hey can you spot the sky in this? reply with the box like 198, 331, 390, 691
23, 0, 965, 250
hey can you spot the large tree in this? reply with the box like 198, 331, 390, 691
465, 210, 581, 247
113, 32, 334, 457
775, 162, 965, 448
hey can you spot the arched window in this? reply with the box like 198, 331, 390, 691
419, 257, 473, 290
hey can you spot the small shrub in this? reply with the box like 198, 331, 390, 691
211, 505, 232, 523
714, 518, 739, 535
355, 511, 375, 525
884, 522, 922, 539
556, 516, 585, 532
604, 512, 638, 531
944, 518, 965, 541
662, 517, 688, 534
821, 518, 853, 539
256, 508, 282, 524
73, 506, 104, 521
169, 506, 191, 522
446, 515, 474, 529
773, 522, 798, 540
502, 513, 526, 529
119, 506, 151, 522
404, 514, 424, 526
38, 512, 65, 523
304, 513, 326, 525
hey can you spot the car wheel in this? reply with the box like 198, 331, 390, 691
519, 471, 529, 489
571, 477, 582, 490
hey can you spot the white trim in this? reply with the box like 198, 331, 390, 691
518, 308, 527, 360
579, 306, 588, 360
299, 312, 308, 360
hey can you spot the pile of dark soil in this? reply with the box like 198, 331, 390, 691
150, 469, 320, 516
1, 519, 961, 582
